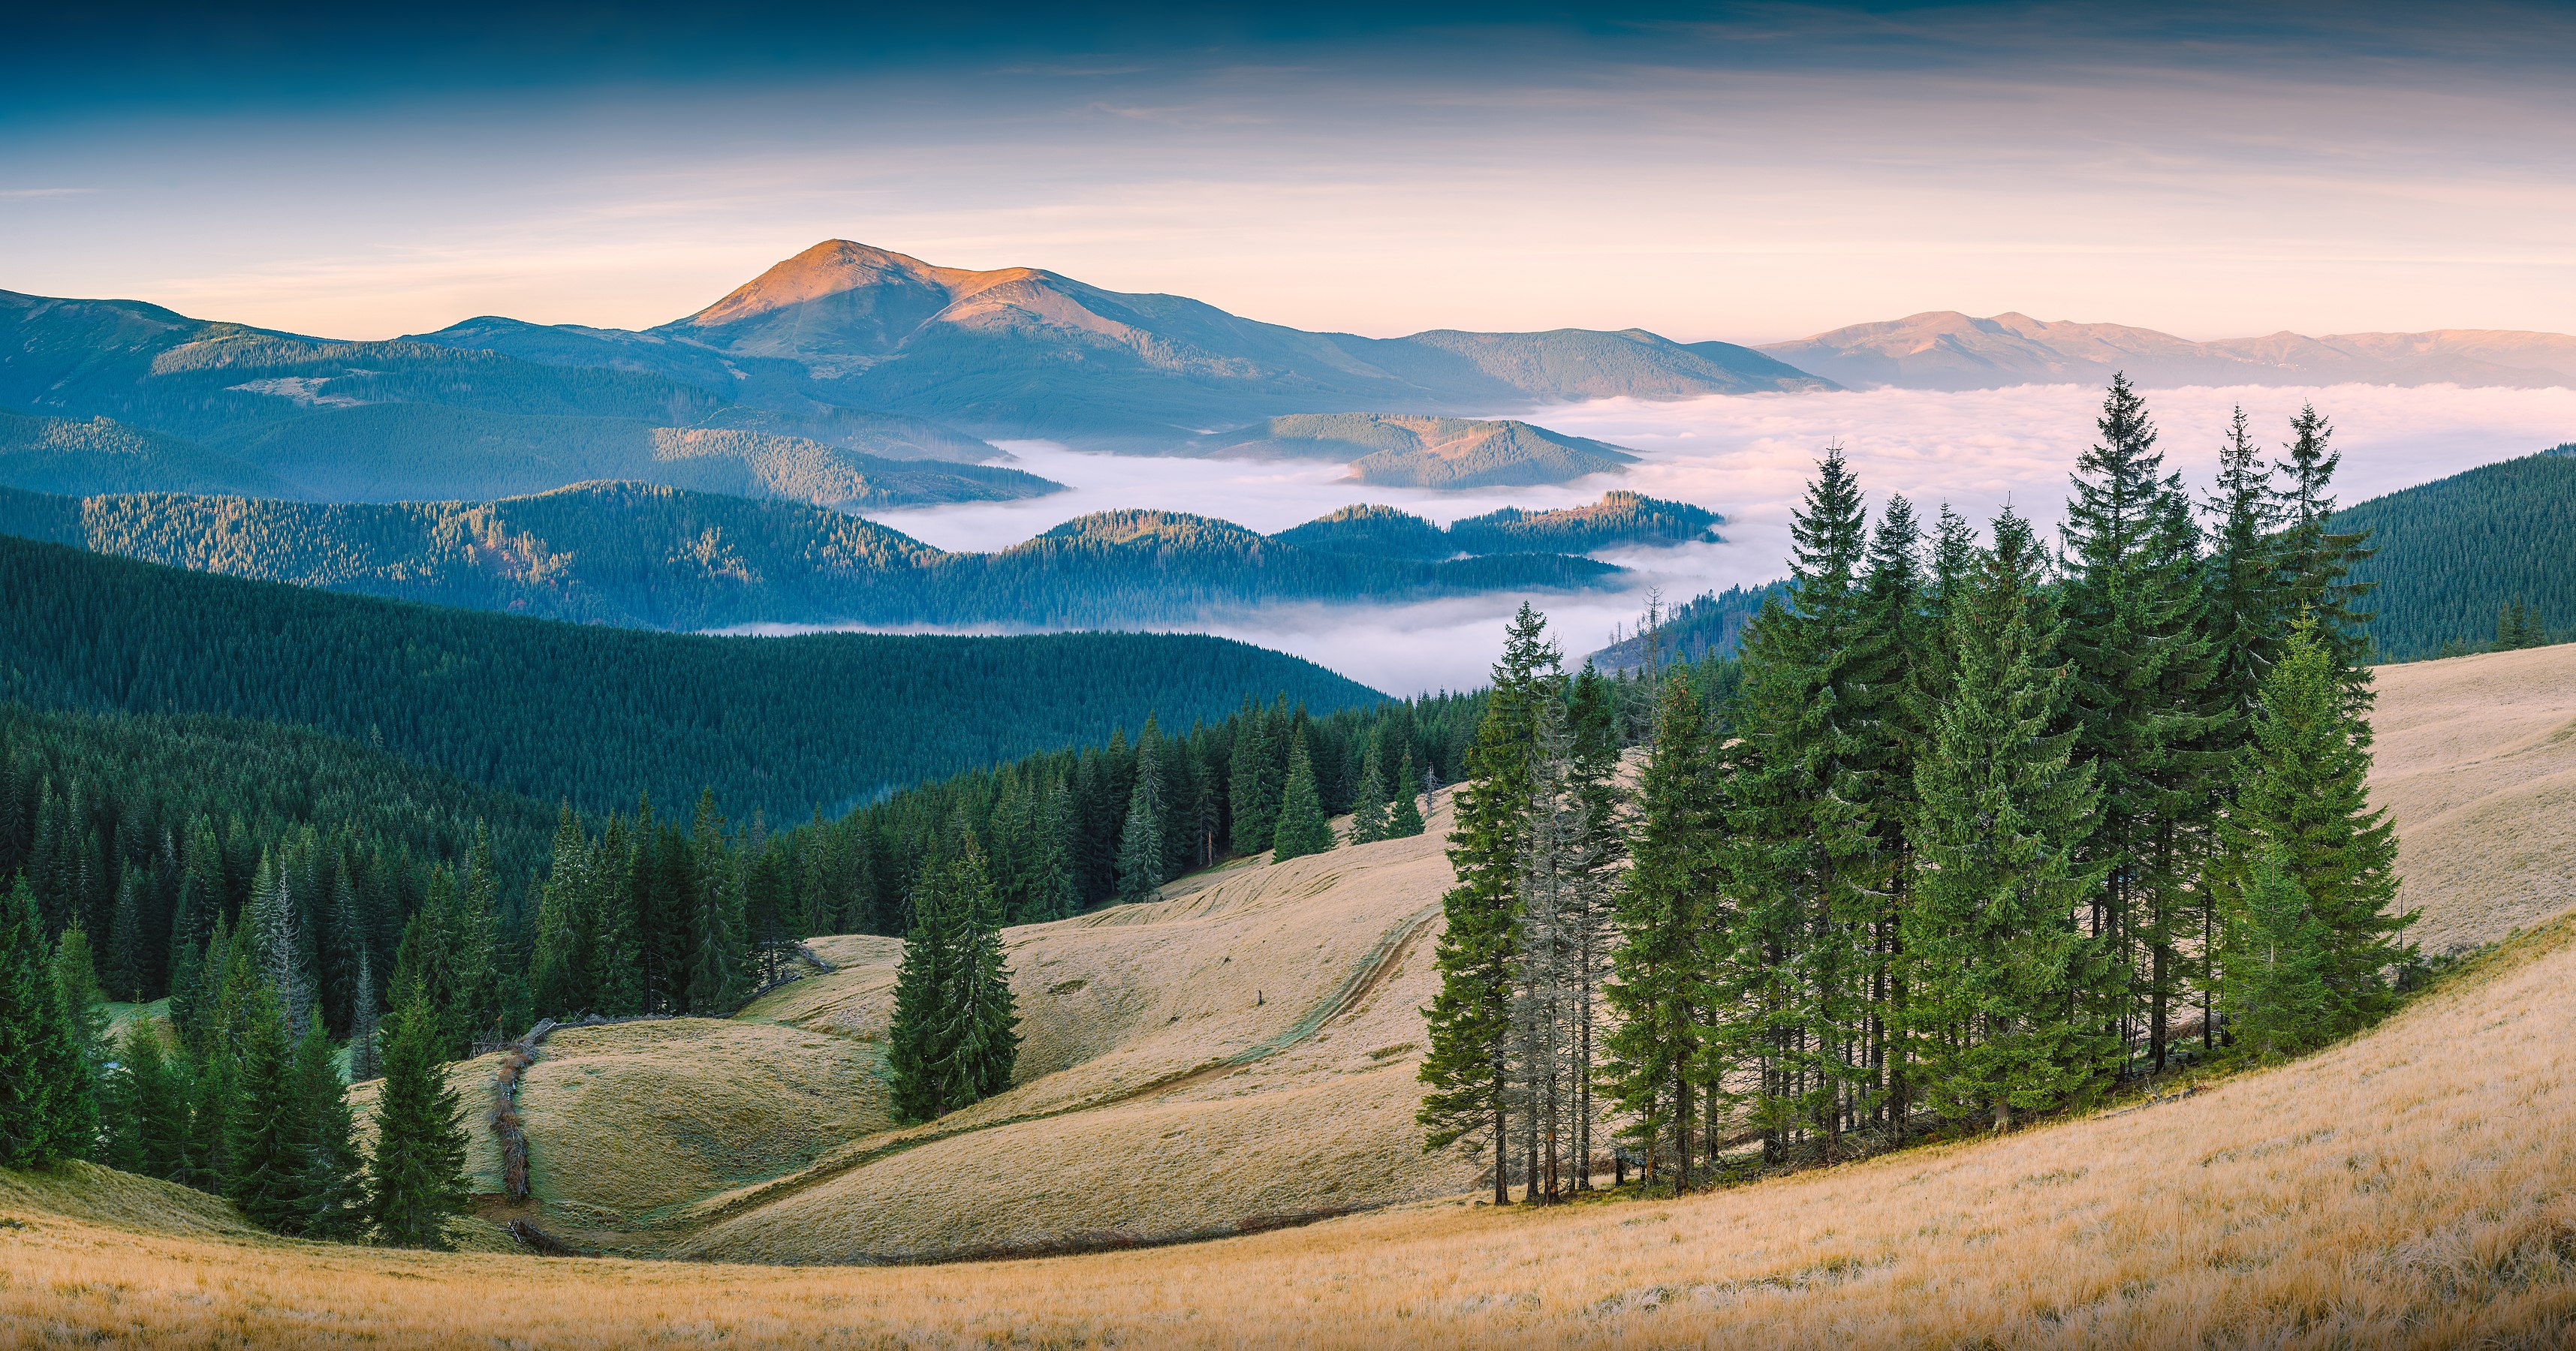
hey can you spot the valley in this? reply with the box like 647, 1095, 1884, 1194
6, 637, 2576, 1344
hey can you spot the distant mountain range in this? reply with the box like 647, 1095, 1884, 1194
0, 481, 1719, 631
1759, 311, 2576, 392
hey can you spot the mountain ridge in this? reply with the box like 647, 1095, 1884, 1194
1761, 309, 2576, 391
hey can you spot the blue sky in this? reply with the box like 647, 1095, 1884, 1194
8, 1, 2573, 342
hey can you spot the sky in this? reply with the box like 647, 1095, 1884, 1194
8, 1, 2576, 345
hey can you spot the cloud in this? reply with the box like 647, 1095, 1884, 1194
857, 383, 2576, 694
0, 187, 95, 198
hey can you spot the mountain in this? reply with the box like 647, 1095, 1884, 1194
0, 534, 1386, 819
0, 288, 1035, 505
1198, 413, 1638, 488
1445, 491, 1722, 554
643, 240, 1833, 443
0, 483, 1626, 631
1760, 311, 2576, 391
2333, 447, 2576, 660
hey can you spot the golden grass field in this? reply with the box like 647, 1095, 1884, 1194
3, 642, 2574, 1346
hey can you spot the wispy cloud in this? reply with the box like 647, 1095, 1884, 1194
0, 187, 95, 198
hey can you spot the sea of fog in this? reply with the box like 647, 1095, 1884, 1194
802, 383, 2576, 697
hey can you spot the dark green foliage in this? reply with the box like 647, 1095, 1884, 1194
288, 1015, 363, 1238
1269, 734, 1333, 862
885, 827, 1019, 1122
2273, 405, 2378, 694
106, 1022, 193, 1182
223, 988, 306, 1232
1600, 669, 1720, 1185
1345, 739, 1393, 844
365, 994, 469, 1249
1586, 582, 1787, 670
1903, 508, 2114, 1130
2216, 624, 2410, 1039
2219, 847, 2335, 1061
0, 534, 1385, 822
1, 877, 96, 1166
1268, 504, 1454, 560
2330, 450, 2576, 661
2055, 374, 2221, 1070
2496, 599, 2548, 650
1420, 604, 1556, 1202
1446, 492, 1722, 555
1387, 751, 1427, 839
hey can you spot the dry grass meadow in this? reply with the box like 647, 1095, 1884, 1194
4, 642, 2575, 1346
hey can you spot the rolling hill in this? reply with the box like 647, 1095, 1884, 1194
1278, 492, 1722, 560
0, 483, 1627, 631
1761, 310, 2576, 391
7, 640, 2576, 1346
1193, 412, 1639, 488
0, 534, 1387, 820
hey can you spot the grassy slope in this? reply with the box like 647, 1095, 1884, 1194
5, 643, 2574, 1344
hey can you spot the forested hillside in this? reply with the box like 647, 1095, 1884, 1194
1198, 414, 1638, 489
0, 536, 1385, 820
1274, 493, 1719, 560
0, 486, 1625, 630
2333, 448, 2576, 660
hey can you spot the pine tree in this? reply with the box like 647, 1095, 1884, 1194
687, 790, 749, 1015
2056, 374, 2221, 1070
348, 943, 383, 1082
366, 994, 469, 1249
884, 846, 960, 1124
2273, 404, 2379, 715
2217, 845, 2334, 1060
1270, 733, 1333, 862
104, 871, 143, 1003
529, 805, 590, 1018
2, 877, 97, 1166
2219, 621, 2411, 1035
1903, 507, 2116, 1131
1387, 750, 1427, 838
948, 829, 1020, 1103
289, 1013, 362, 1237
1421, 603, 1556, 1203
225, 986, 309, 1232
590, 814, 644, 1015
166, 820, 225, 1044
1228, 703, 1282, 859
113, 1021, 193, 1182
1346, 738, 1393, 845
1114, 756, 1168, 901
244, 854, 312, 1042
1601, 669, 1721, 1191
50, 920, 110, 1070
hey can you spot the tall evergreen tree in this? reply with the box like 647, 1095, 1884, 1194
289, 1013, 363, 1238
50, 920, 110, 1071
366, 994, 470, 1249
1903, 508, 2117, 1131
2, 877, 96, 1166
884, 843, 962, 1124
111, 1021, 193, 1182
686, 790, 749, 1015
1601, 669, 1721, 1191
2273, 404, 2379, 707
1114, 754, 1168, 901
2217, 621, 2411, 1034
348, 943, 383, 1083
1421, 603, 1556, 1203
224, 985, 307, 1232
2216, 845, 2334, 1060
1346, 738, 1393, 845
1228, 702, 1282, 859
948, 829, 1020, 1104
1387, 750, 1427, 838
1270, 733, 1334, 862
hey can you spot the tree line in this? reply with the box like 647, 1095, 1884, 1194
1424, 378, 2415, 1202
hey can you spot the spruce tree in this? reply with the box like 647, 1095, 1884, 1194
185, 1030, 233, 1192
104, 871, 143, 1003
1421, 603, 1556, 1203
2219, 621, 2410, 1034
2056, 374, 2220, 1070
1601, 669, 1720, 1190
1903, 508, 2116, 1131
2273, 404, 2379, 706
366, 994, 469, 1249
948, 829, 1020, 1103
1270, 733, 1333, 862
1562, 661, 1625, 1188
2217, 846, 2334, 1060
1346, 739, 1393, 845
111, 1022, 194, 1181
348, 943, 383, 1082
50, 920, 110, 1070
1114, 757, 1168, 901
1387, 750, 1427, 838
687, 790, 749, 1015
884, 849, 959, 1124
1228, 702, 1282, 858
224, 986, 307, 1232
289, 1012, 362, 1237
2, 877, 96, 1167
